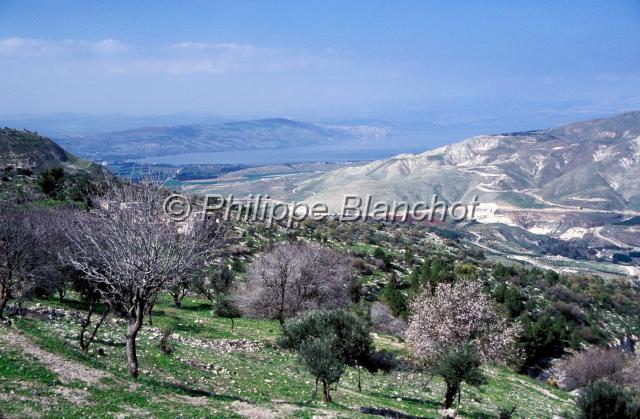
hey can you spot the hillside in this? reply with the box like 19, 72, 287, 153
0, 295, 576, 418
54, 118, 391, 161
0, 128, 106, 176
285, 111, 640, 212
189, 112, 640, 254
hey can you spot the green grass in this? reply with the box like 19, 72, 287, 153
0, 295, 577, 418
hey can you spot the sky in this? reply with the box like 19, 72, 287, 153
1, 0, 640, 123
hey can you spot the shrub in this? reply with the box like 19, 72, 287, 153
562, 348, 627, 390
498, 406, 517, 419
159, 328, 175, 355
369, 301, 407, 338
577, 380, 639, 419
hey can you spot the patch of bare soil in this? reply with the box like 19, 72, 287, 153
52, 387, 93, 406
0, 329, 110, 385
232, 400, 276, 418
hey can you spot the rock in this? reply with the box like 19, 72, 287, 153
437, 409, 457, 418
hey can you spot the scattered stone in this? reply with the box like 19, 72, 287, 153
437, 408, 457, 418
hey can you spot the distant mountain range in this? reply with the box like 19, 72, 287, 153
0, 112, 230, 136
53, 118, 392, 161
0, 128, 106, 175
281, 111, 640, 213
189, 112, 640, 256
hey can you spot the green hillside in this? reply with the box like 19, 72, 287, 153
0, 294, 576, 418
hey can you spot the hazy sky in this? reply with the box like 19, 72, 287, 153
1, 0, 640, 119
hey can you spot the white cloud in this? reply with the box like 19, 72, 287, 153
0, 37, 128, 57
170, 41, 257, 53
0, 37, 315, 74
108, 59, 228, 75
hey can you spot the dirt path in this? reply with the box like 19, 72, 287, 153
0, 328, 110, 385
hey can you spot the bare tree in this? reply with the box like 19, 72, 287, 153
238, 242, 355, 326
61, 181, 225, 377
0, 203, 48, 319
167, 277, 190, 308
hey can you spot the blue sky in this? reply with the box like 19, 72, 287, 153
1, 0, 639, 123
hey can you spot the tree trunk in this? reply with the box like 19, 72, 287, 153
88, 308, 109, 351
0, 284, 7, 320
230, 316, 235, 331
147, 303, 154, 326
126, 300, 145, 378
173, 298, 181, 308
357, 364, 362, 393
322, 379, 332, 403
80, 305, 110, 353
312, 376, 319, 400
79, 303, 95, 352
444, 382, 459, 409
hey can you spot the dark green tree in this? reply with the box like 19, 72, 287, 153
278, 309, 376, 399
577, 380, 639, 419
382, 273, 408, 319
432, 343, 486, 409
38, 167, 65, 197
298, 335, 346, 402
213, 293, 242, 331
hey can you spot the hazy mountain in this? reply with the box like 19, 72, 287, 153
284, 111, 640, 213
0, 112, 230, 137
0, 128, 107, 175
54, 118, 391, 161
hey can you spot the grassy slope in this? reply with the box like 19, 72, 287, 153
0, 295, 575, 419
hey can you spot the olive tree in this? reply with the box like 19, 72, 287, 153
239, 242, 355, 326
432, 343, 486, 409
278, 309, 376, 401
61, 181, 225, 377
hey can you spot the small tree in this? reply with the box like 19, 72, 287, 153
192, 265, 235, 304
577, 380, 639, 419
0, 203, 49, 319
213, 293, 241, 331
406, 279, 521, 364
72, 273, 111, 353
432, 343, 486, 409
167, 276, 190, 308
298, 335, 346, 402
278, 309, 375, 400
382, 272, 408, 319
239, 243, 355, 326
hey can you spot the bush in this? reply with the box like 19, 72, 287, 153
369, 301, 407, 338
158, 328, 175, 355
562, 348, 627, 390
577, 380, 639, 419
498, 406, 517, 419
